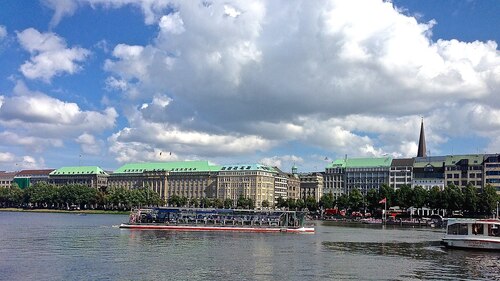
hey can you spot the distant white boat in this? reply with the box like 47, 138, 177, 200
442, 218, 500, 250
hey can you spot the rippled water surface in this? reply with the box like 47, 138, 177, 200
1, 212, 499, 280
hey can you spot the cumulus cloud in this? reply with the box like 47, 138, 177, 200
76, 133, 102, 155
0, 81, 117, 145
106, 1, 498, 160
17, 28, 90, 82
45, 0, 500, 163
0, 152, 15, 163
260, 155, 303, 169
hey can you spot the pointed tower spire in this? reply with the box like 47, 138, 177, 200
417, 117, 427, 157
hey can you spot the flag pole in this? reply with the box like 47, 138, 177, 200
384, 199, 387, 224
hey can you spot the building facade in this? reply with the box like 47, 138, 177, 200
299, 172, 324, 202
444, 155, 483, 189
216, 164, 276, 208
412, 156, 446, 190
49, 166, 109, 190
14, 169, 54, 189
483, 154, 500, 192
324, 160, 346, 199
0, 171, 16, 188
108, 161, 220, 201
389, 158, 414, 190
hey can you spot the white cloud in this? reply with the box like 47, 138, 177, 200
43, 0, 500, 162
42, 0, 79, 28
76, 133, 102, 155
17, 28, 90, 82
260, 155, 303, 169
0, 152, 15, 163
0, 131, 63, 152
0, 152, 44, 170
159, 12, 185, 34
0, 25, 7, 40
0, 81, 117, 145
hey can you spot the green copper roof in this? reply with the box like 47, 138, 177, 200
327, 157, 393, 168
444, 154, 484, 166
220, 164, 277, 173
50, 166, 108, 176
113, 161, 221, 174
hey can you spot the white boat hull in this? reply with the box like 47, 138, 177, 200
442, 236, 500, 250
120, 223, 315, 233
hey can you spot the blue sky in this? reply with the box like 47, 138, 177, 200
0, 0, 499, 172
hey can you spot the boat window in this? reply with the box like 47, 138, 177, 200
447, 223, 468, 235
472, 223, 483, 235
488, 225, 500, 237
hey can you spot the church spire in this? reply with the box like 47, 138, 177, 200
417, 117, 426, 157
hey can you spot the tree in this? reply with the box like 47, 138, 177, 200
336, 194, 349, 210
462, 184, 478, 216
319, 193, 334, 209
168, 195, 182, 207
427, 186, 441, 210
200, 197, 211, 208
261, 200, 270, 208
189, 198, 199, 208
442, 184, 463, 214
378, 184, 394, 207
480, 184, 498, 216
213, 198, 224, 208
276, 196, 286, 208
412, 186, 427, 209
223, 198, 233, 209
295, 199, 305, 210
396, 185, 413, 209
365, 189, 378, 213
305, 196, 317, 211
348, 189, 363, 211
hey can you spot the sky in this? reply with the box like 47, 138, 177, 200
0, 0, 499, 173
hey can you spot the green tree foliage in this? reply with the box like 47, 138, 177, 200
378, 184, 394, 207
427, 186, 441, 210
412, 186, 427, 209
261, 200, 270, 208
336, 194, 349, 210
365, 189, 378, 212
442, 185, 464, 213
348, 189, 363, 211
319, 193, 334, 209
395, 185, 414, 208
480, 184, 499, 215
223, 198, 233, 209
462, 184, 478, 215
0, 185, 24, 207
305, 196, 318, 211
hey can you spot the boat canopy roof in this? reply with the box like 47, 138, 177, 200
447, 218, 500, 225
141, 207, 305, 215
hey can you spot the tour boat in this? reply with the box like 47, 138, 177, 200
442, 218, 500, 250
119, 207, 315, 233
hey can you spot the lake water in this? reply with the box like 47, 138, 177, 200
0, 212, 499, 281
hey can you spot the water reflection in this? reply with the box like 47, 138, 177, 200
322, 240, 500, 280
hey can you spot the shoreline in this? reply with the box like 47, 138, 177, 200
0, 208, 129, 215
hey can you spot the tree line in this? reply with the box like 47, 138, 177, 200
316, 183, 500, 217
0, 182, 164, 210
0, 182, 260, 210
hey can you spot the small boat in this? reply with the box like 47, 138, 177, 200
442, 218, 500, 250
119, 207, 315, 233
